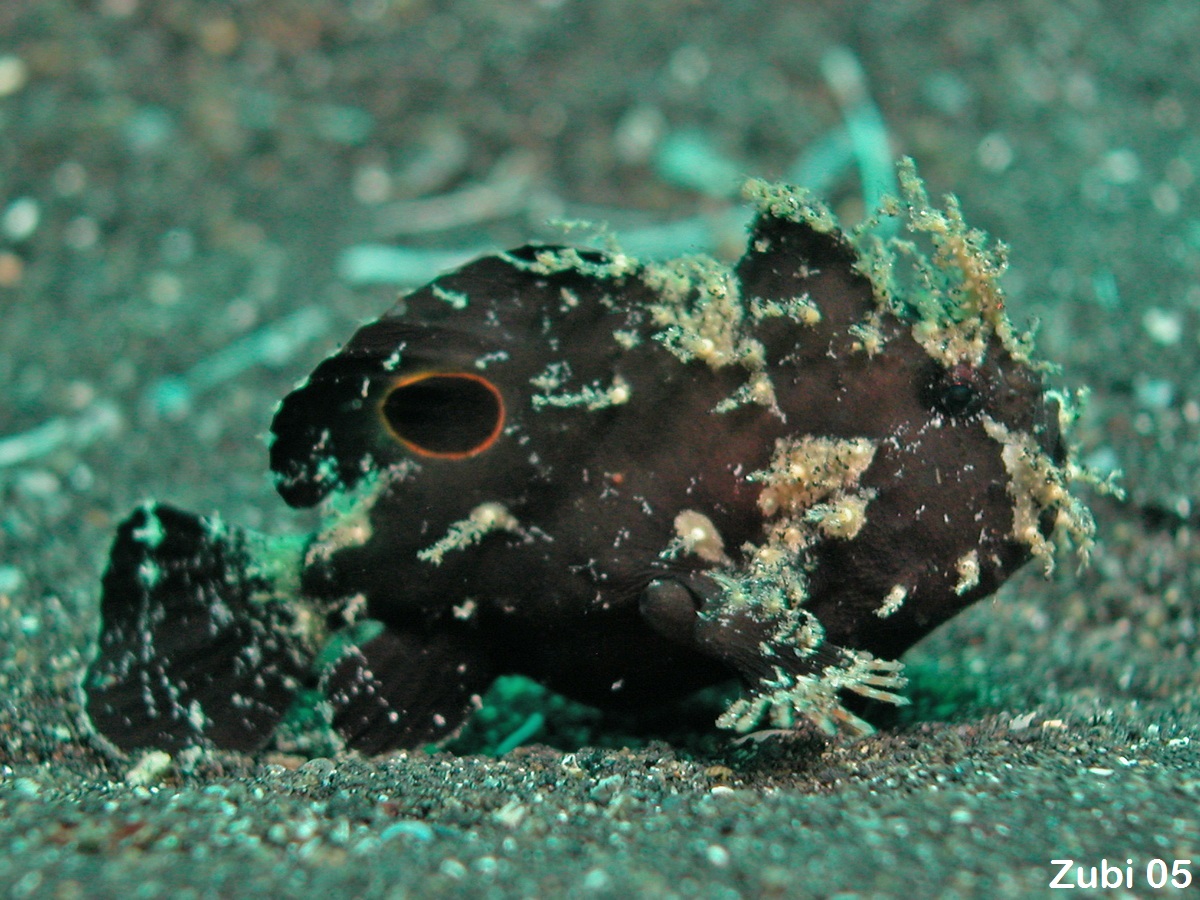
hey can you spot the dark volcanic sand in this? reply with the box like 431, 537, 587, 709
1, 2, 1198, 897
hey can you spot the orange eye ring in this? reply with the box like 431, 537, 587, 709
379, 371, 505, 459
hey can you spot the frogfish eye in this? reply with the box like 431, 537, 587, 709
380, 372, 504, 458
925, 363, 985, 418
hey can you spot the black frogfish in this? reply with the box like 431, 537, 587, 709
83, 160, 1096, 756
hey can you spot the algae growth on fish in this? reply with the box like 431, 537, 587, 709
82, 159, 1097, 756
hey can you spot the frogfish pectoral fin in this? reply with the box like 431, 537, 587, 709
82, 503, 315, 754
640, 574, 909, 737
316, 622, 492, 755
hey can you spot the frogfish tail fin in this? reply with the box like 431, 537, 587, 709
82, 503, 314, 755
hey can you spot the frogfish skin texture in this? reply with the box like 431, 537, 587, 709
83, 160, 1096, 755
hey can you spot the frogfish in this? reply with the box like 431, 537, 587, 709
82, 159, 1096, 756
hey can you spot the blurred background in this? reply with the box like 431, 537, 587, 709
0, 0, 1197, 888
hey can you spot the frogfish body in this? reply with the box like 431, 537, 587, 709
83, 161, 1095, 755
